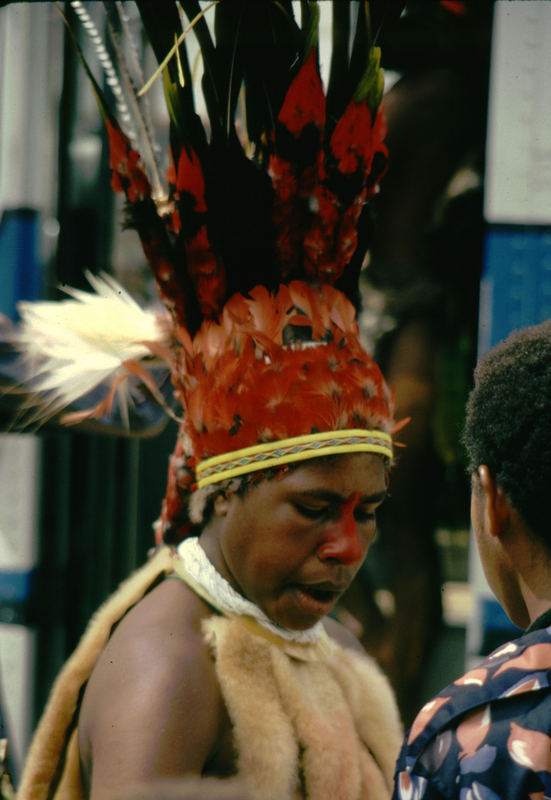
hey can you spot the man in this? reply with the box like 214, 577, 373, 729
394, 321, 551, 800
18, 284, 404, 800
16, 4, 404, 798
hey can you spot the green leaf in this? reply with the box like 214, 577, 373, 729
354, 46, 384, 110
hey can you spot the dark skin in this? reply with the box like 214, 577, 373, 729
79, 579, 234, 797
471, 465, 551, 631
79, 453, 387, 799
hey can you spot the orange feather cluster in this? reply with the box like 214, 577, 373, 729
173, 281, 394, 464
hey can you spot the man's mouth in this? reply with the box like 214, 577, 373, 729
288, 582, 346, 617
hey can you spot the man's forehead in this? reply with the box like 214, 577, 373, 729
293, 487, 388, 504
278, 456, 387, 496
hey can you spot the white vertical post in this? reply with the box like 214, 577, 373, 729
0, 3, 61, 777
0, 435, 40, 773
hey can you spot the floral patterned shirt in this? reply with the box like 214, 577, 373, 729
393, 614, 551, 800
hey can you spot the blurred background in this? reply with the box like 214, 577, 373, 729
1, 0, 551, 787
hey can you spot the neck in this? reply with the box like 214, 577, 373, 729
174, 537, 324, 645
508, 523, 551, 627
519, 573, 551, 627
199, 522, 236, 591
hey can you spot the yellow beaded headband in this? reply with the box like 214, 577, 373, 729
195, 430, 393, 489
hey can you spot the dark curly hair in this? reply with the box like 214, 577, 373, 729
463, 320, 551, 543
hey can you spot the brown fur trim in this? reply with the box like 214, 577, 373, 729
329, 648, 404, 790
202, 617, 298, 800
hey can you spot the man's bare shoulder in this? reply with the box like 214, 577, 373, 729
79, 577, 227, 796
84, 576, 217, 690
102, 574, 214, 652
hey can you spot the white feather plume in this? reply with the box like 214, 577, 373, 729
16, 271, 170, 426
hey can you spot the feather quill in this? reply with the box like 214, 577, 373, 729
70, 2, 136, 141
103, 3, 165, 199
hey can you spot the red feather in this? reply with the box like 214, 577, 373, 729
175, 146, 208, 211
105, 118, 152, 202
171, 146, 227, 319
330, 99, 376, 176
269, 47, 327, 281
277, 48, 326, 136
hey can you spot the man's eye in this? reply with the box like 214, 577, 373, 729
294, 503, 328, 520
354, 508, 376, 523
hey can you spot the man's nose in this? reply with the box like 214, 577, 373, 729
316, 507, 363, 565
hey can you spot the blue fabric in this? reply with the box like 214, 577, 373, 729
394, 625, 551, 799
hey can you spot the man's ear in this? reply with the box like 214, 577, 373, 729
213, 491, 232, 517
477, 465, 511, 538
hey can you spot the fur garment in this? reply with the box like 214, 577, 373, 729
204, 616, 402, 799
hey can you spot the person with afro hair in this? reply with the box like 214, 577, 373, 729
393, 320, 551, 800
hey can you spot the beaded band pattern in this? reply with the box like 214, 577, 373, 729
195, 429, 393, 488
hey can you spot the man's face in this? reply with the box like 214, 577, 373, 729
201, 452, 387, 630
470, 470, 528, 629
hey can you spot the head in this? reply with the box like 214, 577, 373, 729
464, 321, 551, 625
199, 451, 389, 630
464, 321, 551, 545
156, 282, 396, 546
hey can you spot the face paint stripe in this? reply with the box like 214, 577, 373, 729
317, 492, 364, 565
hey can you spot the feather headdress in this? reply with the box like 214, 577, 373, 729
18, 0, 406, 543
